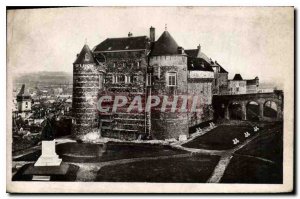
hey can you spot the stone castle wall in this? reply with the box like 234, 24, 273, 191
187, 79, 214, 129
94, 50, 149, 140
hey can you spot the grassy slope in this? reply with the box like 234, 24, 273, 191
221, 124, 283, 183
96, 154, 219, 182
183, 125, 257, 150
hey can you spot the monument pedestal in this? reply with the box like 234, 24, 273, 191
34, 140, 62, 167
24, 162, 70, 181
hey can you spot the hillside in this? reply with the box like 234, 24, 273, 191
13, 71, 73, 87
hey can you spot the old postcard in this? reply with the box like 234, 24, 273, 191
6, 6, 294, 193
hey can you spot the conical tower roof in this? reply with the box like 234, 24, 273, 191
151, 31, 179, 56
74, 44, 96, 64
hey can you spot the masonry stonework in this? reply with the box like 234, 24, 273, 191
72, 45, 102, 139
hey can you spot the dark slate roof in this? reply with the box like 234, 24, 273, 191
17, 84, 30, 97
233, 74, 243, 81
246, 79, 257, 85
215, 62, 228, 73
219, 65, 228, 73
246, 77, 258, 85
187, 57, 214, 72
151, 31, 179, 56
74, 44, 96, 64
184, 49, 198, 57
184, 49, 211, 63
93, 36, 148, 52
185, 49, 229, 74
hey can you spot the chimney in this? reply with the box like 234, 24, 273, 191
150, 26, 155, 42
255, 76, 259, 87
128, 32, 133, 37
197, 44, 201, 58
197, 44, 201, 51
177, 46, 184, 54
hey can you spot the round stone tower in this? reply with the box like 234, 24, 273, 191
72, 44, 101, 139
149, 30, 189, 140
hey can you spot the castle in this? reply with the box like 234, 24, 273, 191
72, 26, 259, 140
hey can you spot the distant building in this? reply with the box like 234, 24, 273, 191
16, 84, 32, 118
211, 60, 229, 95
228, 74, 259, 95
185, 45, 229, 96
228, 74, 246, 94
246, 77, 259, 93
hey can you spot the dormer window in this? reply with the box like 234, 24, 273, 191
84, 53, 90, 61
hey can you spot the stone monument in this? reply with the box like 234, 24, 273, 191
35, 114, 62, 166
23, 114, 69, 181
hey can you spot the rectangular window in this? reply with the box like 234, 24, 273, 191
167, 72, 177, 86
99, 74, 103, 89
147, 73, 152, 86
133, 76, 138, 83
117, 75, 125, 83
125, 75, 132, 84
112, 75, 118, 83
137, 61, 141, 68
158, 66, 161, 79
106, 76, 112, 83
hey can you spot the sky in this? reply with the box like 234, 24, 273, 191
7, 7, 294, 86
